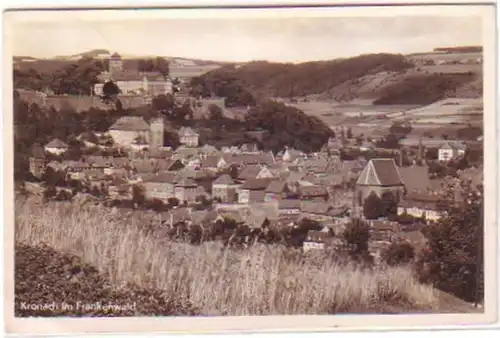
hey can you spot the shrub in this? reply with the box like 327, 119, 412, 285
363, 192, 383, 220
383, 241, 416, 266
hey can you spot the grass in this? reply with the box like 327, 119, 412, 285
15, 195, 441, 315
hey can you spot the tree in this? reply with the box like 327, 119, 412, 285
132, 184, 146, 207
208, 104, 224, 121
154, 57, 170, 77
342, 218, 372, 263
346, 128, 353, 139
380, 191, 398, 217
363, 192, 383, 219
101, 81, 120, 103
152, 94, 175, 113
167, 197, 180, 208
43, 185, 57, 201
418, 179, 483, 303
382, 241, 415, 266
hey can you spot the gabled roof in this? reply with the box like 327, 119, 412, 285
356, 158, 404, 187
399, 165, 432, 193
143, 171, 177, 184
175, 178, 198, 187
239, 178, 273, 190
109, 116, 150, 132
178, 127, 199, 137
45, 138, 68, 149
299, 185, 328, 197
265, 180, 289, 194
237, 164, 262, 181
212, 174, 235, 185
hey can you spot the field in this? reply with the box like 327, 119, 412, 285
15, 196, 449, 315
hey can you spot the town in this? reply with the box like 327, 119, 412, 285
13, 38, 484, 316
16, 51, 483, 264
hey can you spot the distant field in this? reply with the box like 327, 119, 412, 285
408, 52, 482, 62
419, 64, 482, 74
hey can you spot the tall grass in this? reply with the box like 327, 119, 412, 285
14, 196, 439, 315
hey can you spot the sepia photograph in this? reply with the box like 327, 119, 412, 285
2, 2, 497, 334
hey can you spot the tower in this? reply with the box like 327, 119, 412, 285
150, 117, 165, 149
417, 138, 425, 163
29, 143, 46, 179
109, 52, 123, 76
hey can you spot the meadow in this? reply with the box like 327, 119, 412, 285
14, 195, 442, 315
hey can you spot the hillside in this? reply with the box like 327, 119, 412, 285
190, 52, 482, 106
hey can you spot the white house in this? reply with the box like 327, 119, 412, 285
178, 127, 199, 147
438, 141, 467, 162
397, 193, 443, 222
44, 138, 69, 155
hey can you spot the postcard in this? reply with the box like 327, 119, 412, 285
2, 2, 497, 335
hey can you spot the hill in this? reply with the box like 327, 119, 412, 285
189, 52, 482, 106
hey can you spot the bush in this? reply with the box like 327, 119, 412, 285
383, 241, 415, 266
363, 192, 383, 220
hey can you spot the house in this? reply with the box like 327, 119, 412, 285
239, 143, 260, 154
142, 171, 177, 202
278, 199, 301, 216
264, 180, 290, 202
178, 127, 199, 147
237, 178, 273, 204
359, 141, 375, 152
237, 164, 262, 181
355, 158, 405, 209
303, 230, 332, 251
108, 177, 131, 199
212, 174, 238, 203
397, 192, 443, 222
282, 147, 304, 163
29, 143, 46, 179
438, 141, 467, 162
300, 201, 349, 221
298, 185, 329, 201
44, 138, 69, 155
174, 178, 205, 204
109, 116, 151, 147
367, 220, 401, 243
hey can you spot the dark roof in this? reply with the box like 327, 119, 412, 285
300, 201, 332, 215
200, 155, 221, 168
356, 158, 404, 187
237, 164, 262, 181
278, 199, 301, 210
265, 180, 289, 194
143, 171, 177, 184
45, 138, 69, 149
240, 178, 273, 190
399, 165, 432, 193
109, 116, 150, 132
212, 174, 235, 185
299, 185, 328, 197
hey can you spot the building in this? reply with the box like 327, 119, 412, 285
44, 138, 69, 155
142, 172, 177, 202
238, 178, 273, 204
278, 199, 301, 216
29, 143, 46, 179
399, 164, 432, 194
149, 117, 165, 149
303, 230, 335, 252
438, 141, 467, 162
174, 178, 205, 204
93, 52, 173, 96
109, 116, 151, 147
212, 174, 238, 203
355, 158, 405, 209
178, 127, 199, 147
264, 180, 290, 202
397, 192, 443, 222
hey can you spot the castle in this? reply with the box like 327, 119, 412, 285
108, 116, 166, 149
93, 52, 173, 97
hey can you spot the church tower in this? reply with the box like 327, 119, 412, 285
109, 52, 123, 76
150, 117, 165, 149
29, 143, 46, 179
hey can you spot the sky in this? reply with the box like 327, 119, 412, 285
11, 16, 483, 63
